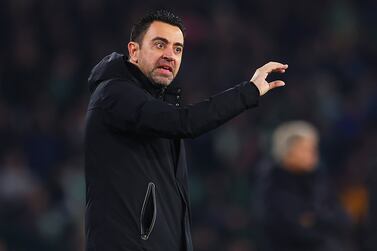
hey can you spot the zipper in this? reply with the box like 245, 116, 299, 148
140, 182, 157, 240
158, 87, 167, 100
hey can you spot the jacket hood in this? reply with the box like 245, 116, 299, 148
88, 52, 182, 98
88, 52, 128, 94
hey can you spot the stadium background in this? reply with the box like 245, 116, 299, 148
0, 0, 376, 250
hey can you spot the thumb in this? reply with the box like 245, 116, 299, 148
268, 80, 285, 90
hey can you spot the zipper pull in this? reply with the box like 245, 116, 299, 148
159, 87, 167, 99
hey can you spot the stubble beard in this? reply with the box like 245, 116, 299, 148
149, 69, 174, 87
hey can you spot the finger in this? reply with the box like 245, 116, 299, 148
271, 68, 287, 73
268, 80, 285, 89
263, 61, 286, 68
261, 62, 288, 73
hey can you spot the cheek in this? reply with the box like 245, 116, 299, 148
174, 59, 182, 74
302, 150, 318, 168
139, 52, 156, 70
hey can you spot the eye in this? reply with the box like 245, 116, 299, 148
174, 46, 183, 54
155, 41, 165, 49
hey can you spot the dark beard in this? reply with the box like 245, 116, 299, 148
148, 70, 173, 87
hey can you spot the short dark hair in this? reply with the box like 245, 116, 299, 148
130, 9, 185, 44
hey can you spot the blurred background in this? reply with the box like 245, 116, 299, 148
0, 0, 376, 250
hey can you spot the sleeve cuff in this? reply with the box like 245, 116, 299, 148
239, 81, 260, 108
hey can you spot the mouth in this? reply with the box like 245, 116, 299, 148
156, 65, 173, 74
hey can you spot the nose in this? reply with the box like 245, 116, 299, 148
162, 47, 175, 62
162, 55, 173, 62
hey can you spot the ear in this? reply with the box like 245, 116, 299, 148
128, 42, 140, 64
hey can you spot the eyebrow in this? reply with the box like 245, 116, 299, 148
152, 37, 184, 48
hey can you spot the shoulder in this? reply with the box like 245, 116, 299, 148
88, 78, 150, 110
96, 76, 147, 97
103, 78, 152, 101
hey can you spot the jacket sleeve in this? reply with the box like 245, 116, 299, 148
98, 80, 260, 139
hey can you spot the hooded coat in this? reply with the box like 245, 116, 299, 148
85, 52, 260, 251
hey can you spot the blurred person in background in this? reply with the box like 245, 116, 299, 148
256, 121, 355, 251
85, 9, 288, 251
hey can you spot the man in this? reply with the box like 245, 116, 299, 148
85, 10, 287, 251
257, 121, 355, 251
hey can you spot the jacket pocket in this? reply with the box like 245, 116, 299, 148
140, 182, 157, 240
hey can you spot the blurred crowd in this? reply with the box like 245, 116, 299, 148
0, 0, 376, 250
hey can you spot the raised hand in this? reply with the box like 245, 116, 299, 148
250, 62, 288, 96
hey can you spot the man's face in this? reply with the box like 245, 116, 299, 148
283, 136, 319, 173
128, 21, 184, 86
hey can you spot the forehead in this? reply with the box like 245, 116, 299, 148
293, 135, 317, 146
143, 21, 184, 44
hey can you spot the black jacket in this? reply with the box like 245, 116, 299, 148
85, 52, 260, 251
